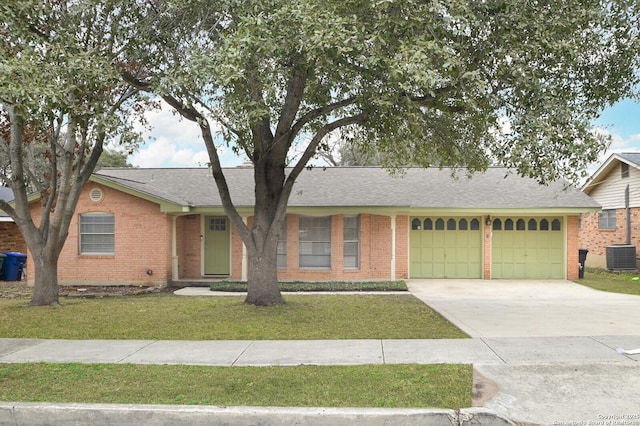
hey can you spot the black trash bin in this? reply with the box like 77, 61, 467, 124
578, 248, 589, 279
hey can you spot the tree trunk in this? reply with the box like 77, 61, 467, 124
29, 250, 60, 307
245, 240, 284, 306
244, 162, 286, 306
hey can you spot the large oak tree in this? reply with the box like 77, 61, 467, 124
123, 0, 639, 306
0, 1, 146, 306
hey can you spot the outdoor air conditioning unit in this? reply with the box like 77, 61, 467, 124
606, 245, 637, 271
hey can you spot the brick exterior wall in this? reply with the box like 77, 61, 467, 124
483, 220, 492, 280
230, 219, 244, 280
274, 213, 405, 281
395, 215, 409, 279
579, 209, 640, 268
0, 222, 26, 254
566, 215, 580, 280
177, 215, 202, 278
27, 183, 173, 286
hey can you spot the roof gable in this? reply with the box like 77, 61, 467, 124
92, 167, 598, 212
583, 153, 640, 195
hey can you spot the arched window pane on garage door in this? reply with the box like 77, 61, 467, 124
447, 218, 456, 230
493, 219, 502, 231
424, 218, 433, 230
412, 218, 421, 230
528, 219, 537, 230
552, 219, 561, 231
435, 218, 445, 230
459, 218, 468, 230
516, 219, 525, 230
470, 219, 480, 230
504, 219, 514, 230
540, 219, 549, 231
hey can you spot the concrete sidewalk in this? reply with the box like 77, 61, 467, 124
1, 335, 639, 366
2, 336, 640, 425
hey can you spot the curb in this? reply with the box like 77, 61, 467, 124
0, 403, 514, 425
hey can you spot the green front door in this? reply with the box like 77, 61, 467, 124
410, 217, 482, 278
492, 217, 564, 279
204, 216, 230, 275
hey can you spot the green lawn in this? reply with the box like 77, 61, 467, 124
0, 293, 467, 339
0, 363, 472, 409
0, 291, 471, 409
577, 268, 640, 296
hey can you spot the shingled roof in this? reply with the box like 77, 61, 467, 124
92, 167, 598, 210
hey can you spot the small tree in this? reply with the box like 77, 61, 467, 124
123, 0, 640, 306
96, 149, 133, 170
0, 0, 145, 306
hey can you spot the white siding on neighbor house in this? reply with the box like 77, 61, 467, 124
588, 163, 640, 209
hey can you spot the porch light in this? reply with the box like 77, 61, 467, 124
486, 216, 491, 226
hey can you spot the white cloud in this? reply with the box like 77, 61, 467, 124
130, 102, 245, 168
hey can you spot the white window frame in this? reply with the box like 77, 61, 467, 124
343, 215, 360, 269
599, 209, 616, 229
298, 215, 331, 269
79, 213, 115, 255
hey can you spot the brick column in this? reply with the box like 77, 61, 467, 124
483, 218, 492, 280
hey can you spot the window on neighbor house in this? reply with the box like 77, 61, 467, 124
277, 217, 287, 269
299, 216, 331, 268
599, 209, 616, 229
622, 163, 629, 178
79, 213, 115, 254
343, 215, 360, 269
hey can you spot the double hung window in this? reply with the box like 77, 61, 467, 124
79, 213, 115, 254
299, 216, 331, 268
343, 215, 360, 268
599, 210, 616, 229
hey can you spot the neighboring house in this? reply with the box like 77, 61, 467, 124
0, 187, 27, 254
580, 153, 640, 268
25, 167, 598, 286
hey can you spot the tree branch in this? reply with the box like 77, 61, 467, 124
274, 66, 308, 143
289, 97, 357, 142
277, 112, 368, 218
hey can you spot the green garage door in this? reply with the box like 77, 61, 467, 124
410, 217, 482, 278
492, 217, 564, 279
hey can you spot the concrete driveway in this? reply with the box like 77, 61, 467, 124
407, 279, 640, 337
409, 279, 640, 424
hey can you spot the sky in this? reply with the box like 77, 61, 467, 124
127, 98, 640, 173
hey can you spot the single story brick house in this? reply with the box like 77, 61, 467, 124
580, 153, 640, 268
26, 167, 598, 286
